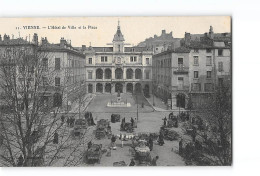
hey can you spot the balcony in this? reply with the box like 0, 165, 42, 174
173, 65, 189, 74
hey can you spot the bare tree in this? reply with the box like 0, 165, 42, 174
0, 45, 90, 167
193, 83, 232, 166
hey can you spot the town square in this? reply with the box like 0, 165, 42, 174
0, 17, 231, 167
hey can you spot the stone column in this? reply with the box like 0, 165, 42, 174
123, 83, 126, 93
111, 83, 115, 94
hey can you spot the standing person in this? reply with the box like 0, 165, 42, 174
17, 154, 24, 166
131, 117, 134, 127
129, 158, 135, 166
163, 116, 167, 127
111, 135, 117, 149
158, 132, 164, 146
151, 156, 159, 166
148, 137, 153, 151
191, 126, 197, 142
134, 118, 137, 128
179, 138, 183, 156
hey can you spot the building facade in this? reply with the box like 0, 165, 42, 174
152, 26, 231, 109
39, 36, 86, 109
152, 46, 190, 109
83, 23, 153, 96
0, 34, 86, 110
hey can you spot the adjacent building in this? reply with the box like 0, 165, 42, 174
0, 33, 86, 110
82, 22, 153, 96
152, 26, 231, 109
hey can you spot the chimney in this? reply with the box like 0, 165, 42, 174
154, 35, 157, 38
184, 32, 191, 46
4, 34, 9, 41
33, 33, 38, 45
209, 26, 214, 39
60, 37, 66, 47
0, 35, 2, 41
82, 45, 86, 51
162, 30, 166, 35
41, 37, 48, 45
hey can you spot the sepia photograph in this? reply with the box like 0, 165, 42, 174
0, 16, 232, 167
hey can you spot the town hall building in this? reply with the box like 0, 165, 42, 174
82, 22, 153, 96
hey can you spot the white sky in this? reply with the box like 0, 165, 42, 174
0, 17, 230, 47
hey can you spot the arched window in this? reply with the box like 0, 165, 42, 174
96, 68, 103, 79
115, 68, 123, 79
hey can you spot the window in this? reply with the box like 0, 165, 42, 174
118, 45, 120, 52
206, 49, 212, 53
194, 49, 199, 53
88, 58, 92, 64
218, 62, 223, 72
206, 56, 212, 66
42, 58, 48, 71
146, 58, 149, 64
192, 83, 201, 91
204, 83, 213, 92
193, 56, 199, 65
55, 77, 60, 87
207, 71, 212, 78
218, 78, 224, 87
218, 49, 223, 56
130, 56, 137, 62
72, 60, 74, 67
55, 58, 60, 70
178, 58, 183, 65
145, 71, 150, 79
42, 77, 48, 86
178, 58, 183, 69
101, 56, 108, 62
88, 71, 92, 79
194, 71, 199, 78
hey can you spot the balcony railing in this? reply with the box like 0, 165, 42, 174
173, 66, 189, 74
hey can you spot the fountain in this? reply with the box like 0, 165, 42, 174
107, 90, 131, 107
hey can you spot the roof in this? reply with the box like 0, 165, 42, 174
39, 43, 85, 57
124, 47, 152, 52
0, 38, 32, 46
113, 25, 125, 42
174, 46, 190, 53
92, 47, 113, 52
153, 46, 190, 57
189, 40, 213, 49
